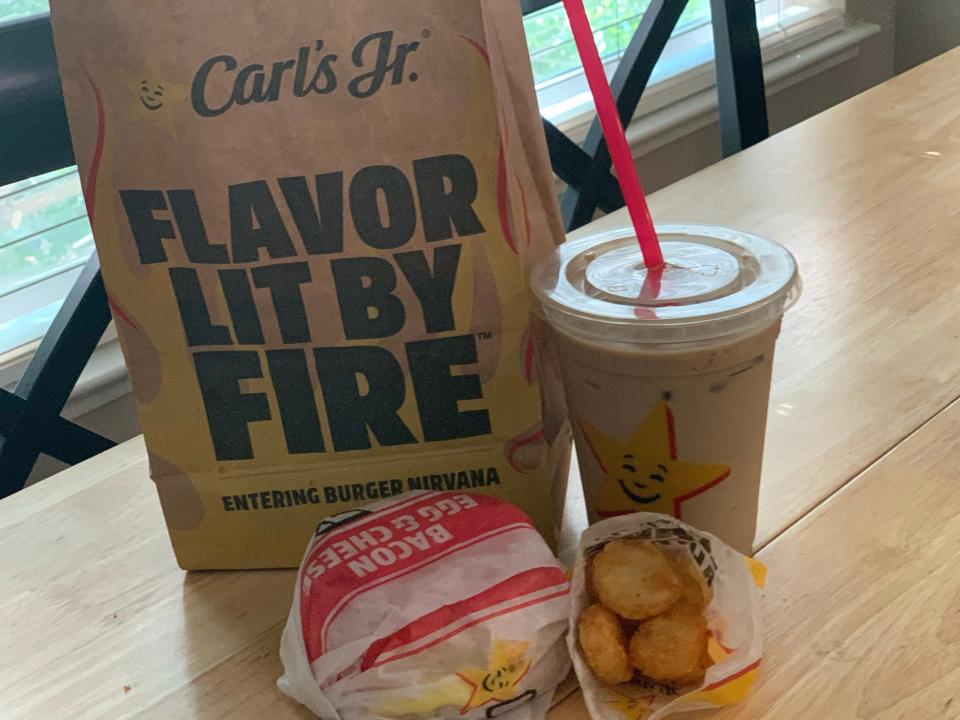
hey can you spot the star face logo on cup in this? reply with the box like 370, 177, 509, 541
579, 401, 730, 519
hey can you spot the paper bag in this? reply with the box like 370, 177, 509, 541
49, 0, 571, 568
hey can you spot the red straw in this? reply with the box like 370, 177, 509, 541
562, 0, 663, 269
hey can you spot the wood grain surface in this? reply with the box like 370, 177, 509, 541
5, 47, 960, 720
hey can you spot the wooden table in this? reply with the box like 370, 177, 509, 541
6, 49, 960, 719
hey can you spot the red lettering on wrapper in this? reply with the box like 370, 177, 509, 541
391, 514, 419, 533
346, 525, 450, 578
298, 492, 534, 662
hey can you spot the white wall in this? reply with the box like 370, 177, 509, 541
896, 0, 960, 73
34, 0, 959, 484
638, 3, 896, 192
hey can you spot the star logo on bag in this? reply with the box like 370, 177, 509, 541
457, 639, 530, 713
123, 61, 189, 136
579, 401, 730, 519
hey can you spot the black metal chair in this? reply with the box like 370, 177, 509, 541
0, 16, 114, 499
522, 0, 769, 231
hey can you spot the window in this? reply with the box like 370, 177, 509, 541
524, 0, 847, 123
526, 0, 712, 85
0, 169, 95, 355
1, 0, 94, 357
0, 0, 47, 21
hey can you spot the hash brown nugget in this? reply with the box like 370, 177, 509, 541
628, 605, 708, 684
578, 603, 633, 684
672, 641, 716, 686
665, 552, 712, 610
591, 539, 681, 620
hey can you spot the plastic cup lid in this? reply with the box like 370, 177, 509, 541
531, 223, 801, 344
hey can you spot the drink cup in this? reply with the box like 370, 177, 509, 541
531, 224, 800, 553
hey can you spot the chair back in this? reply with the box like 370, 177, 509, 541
0, 15, 113, 499
523, 0, 769, 231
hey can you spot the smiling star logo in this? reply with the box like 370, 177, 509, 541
123, 62, 189, 136
457, 639, 530, 714
138, 79, 165, 110
579, 401, 730, 519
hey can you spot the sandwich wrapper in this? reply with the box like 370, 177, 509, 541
279, 491, 571, 720
569, 514, 765, 720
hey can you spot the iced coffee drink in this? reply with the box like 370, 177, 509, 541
532, 224, 800, 553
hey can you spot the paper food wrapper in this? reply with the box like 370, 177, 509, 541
48, 0, 571, 570
569, 514, 764, 720
279, 491, 571, 720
